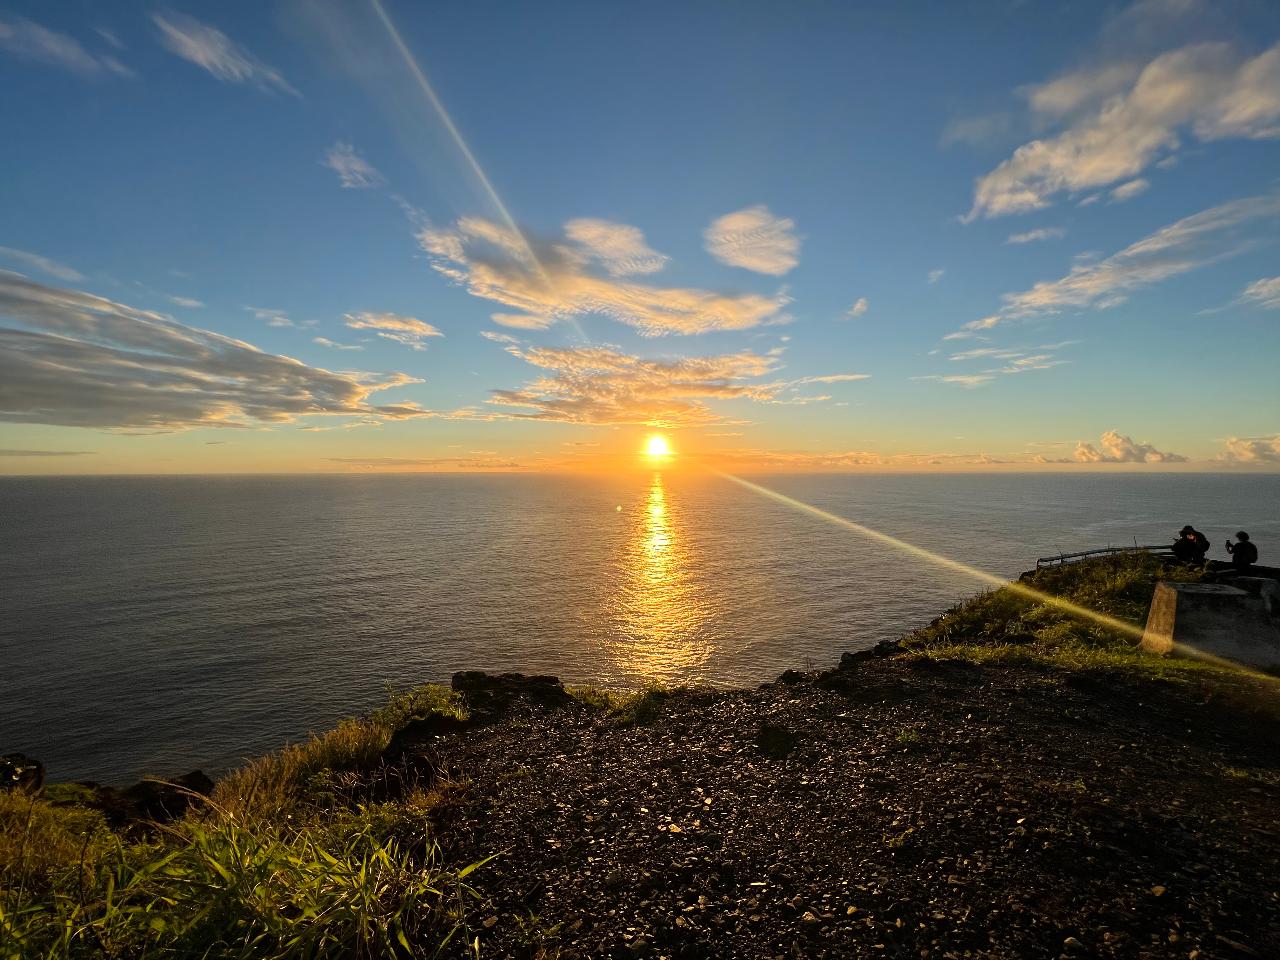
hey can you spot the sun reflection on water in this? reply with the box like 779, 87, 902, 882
610, 472, 711, 682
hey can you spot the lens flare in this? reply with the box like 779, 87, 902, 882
714, 470, 1148, 641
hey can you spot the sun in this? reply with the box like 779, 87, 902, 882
644, 434, 674, 460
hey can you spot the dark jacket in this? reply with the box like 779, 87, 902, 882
1227, 540, 1258, 569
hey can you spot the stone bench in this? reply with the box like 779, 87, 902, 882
1141, 581, 1280, 670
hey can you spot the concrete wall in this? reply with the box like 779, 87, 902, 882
1141, 582, 1280, 670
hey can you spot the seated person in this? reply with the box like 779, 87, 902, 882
1225, 531, 1258, 573
1172, 525, 1210, 565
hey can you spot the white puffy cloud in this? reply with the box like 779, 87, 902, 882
1218, 435, 1280, 462
153, 13, 298, 96
419, 217, 790, 336
1073, 430, 1186, 463
562, 219, 668, 276
322, 142, 384, 189
703, 206, 800, 276
344, 312, 442, 350
0, 15, 132, 76
845, 297, 869, 318
1006, 228, 1066, 244
968, 41, 1280, 219
0, 273, 431, 431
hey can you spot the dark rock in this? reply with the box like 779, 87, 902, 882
0, 753, 45, 795
777, 669, 806, 685
754, 722, 797, 758
92, 769, 215, 827
384, 713, 471, 758
451, 671, 572, 721
839, 639, 902, 669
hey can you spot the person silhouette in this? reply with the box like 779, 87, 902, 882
1225, 531, 1258, 574
1172, 525, 1210, 565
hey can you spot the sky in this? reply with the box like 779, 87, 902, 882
1, 0, 1278, 474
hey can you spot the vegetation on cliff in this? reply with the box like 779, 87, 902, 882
3, 553, 1277, 959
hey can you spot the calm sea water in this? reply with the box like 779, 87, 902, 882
2, 472, 1277, 784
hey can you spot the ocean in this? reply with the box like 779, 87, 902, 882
2, 471, 1277, 784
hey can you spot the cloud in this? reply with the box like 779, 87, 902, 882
0, 247, 85, 282
946, 343, 1071, 376
1235, 276, 1280, 309
1006, 227, 1066, 245
845, 297, 869, 318
562, 219, 668, 276
1071, 430, 1187, 463
0, 273, 431, 431
0, 15, 132, 76
328, 456, 520, 469
152, 12, 298, 96
0, 449, 95, 457
1217, 435, 1280, 462
703, 206, 800, 276
343, 312, 442, 350
912, 374, 994, 388
419, 217, 790, 336
322, 142, 384, 189
166, 294, 204, 308
928, 269, 945, 285
1109, 177, 1150, 202
947, 192, 1280, 338
484, 338, 809, 426
709, 448, 1013, 468
967, 41, 1280, 219
246, 306, 293, 327
313, 336, 363, 351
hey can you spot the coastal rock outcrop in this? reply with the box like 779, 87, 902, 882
451, 671, 572, 722
0, 753, 45, 794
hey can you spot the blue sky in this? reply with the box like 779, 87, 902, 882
1, 0, 1278, 472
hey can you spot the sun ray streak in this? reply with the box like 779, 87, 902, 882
713, 470, 1149, 642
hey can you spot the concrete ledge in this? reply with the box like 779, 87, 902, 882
1141, 582, 1280, 669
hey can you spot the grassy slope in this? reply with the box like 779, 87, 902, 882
3, 553, 1275, 958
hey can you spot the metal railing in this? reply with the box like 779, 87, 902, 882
1035, 544, 1173, 568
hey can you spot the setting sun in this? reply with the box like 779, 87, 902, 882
645, 434, 673, 460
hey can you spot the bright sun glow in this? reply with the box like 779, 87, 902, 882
645, 434, 673, 459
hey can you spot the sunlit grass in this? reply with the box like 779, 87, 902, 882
1, 684, 487, 959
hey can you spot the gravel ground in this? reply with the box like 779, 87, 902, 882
409, 659, 1280, 960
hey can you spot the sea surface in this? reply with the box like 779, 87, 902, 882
3, 471, 1277, 784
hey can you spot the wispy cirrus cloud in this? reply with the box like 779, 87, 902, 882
322, 142, 384, 189
0, 247, 84, 282
703, 206, 800, 276
246, 306, 294, 327
912, 374, 995, 388
1235, 276, 1280, 309
152, 12, 298, 96
313, 336, 363, 351
967, 40, 1280, 219
0, 273, 431, 431
1006, 227, 1065, 245
0, 15, 132, 76
945, 192, 1280, 339
343, 312, 442, 350
419, 217, 790, 336
927, 269, 945, 285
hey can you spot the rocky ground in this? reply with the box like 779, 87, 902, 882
403, 660, 1280, 960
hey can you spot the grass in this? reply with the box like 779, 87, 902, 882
1, 684, 487, 960
900, 552, 1223, 672
566, 683, 705, 726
